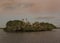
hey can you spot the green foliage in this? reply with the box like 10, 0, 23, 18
4, 20, 56, 32
4, 20, 25, 32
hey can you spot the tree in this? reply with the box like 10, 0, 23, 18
4, 20, 56, 32
4, 20, 25, 32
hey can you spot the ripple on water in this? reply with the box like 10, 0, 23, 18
0, 29, 60, 43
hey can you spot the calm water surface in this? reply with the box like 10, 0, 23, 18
0, 29, 60, 43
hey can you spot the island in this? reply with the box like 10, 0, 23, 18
3, 20, 56, 32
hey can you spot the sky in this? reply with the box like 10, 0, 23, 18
0, 0, 60, 27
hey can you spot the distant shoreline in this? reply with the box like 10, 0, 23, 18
0, 27, 59, 29
0, 27, 60, 29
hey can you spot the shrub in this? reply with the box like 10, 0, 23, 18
4, 20, 56, 32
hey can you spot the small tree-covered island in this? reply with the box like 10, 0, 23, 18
4, 20, 56, 32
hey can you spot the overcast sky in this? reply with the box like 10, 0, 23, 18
0, 0, 60, 27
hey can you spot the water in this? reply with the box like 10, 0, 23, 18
0, 29, 60, 43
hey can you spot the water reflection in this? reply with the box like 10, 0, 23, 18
0, 29, 60, 43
